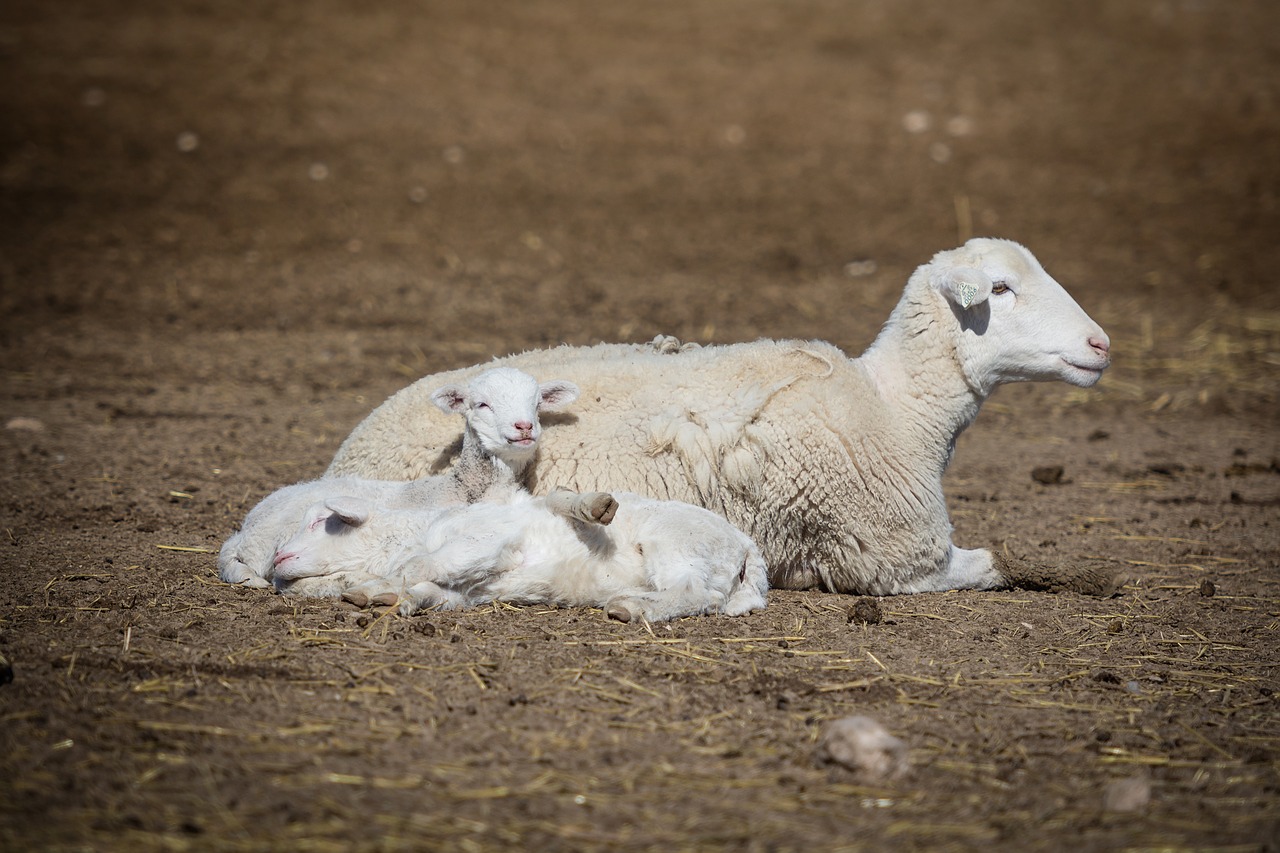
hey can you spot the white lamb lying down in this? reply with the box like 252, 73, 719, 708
326, 238, 1117, 597
271, 488, 769, 623
217, 367, 579, 588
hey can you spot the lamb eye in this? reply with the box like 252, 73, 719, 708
991, 281, 1010, 295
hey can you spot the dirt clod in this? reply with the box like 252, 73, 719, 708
848, 598, 883, 625
1031, 466, 1066, 485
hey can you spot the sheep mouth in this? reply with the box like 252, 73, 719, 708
507, 437, 536, 447
1059, 357, 1108, 386
1062, 356, 1109, 373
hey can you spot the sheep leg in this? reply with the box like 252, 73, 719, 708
543, 489, 618, 525
605, 584, 730, 623
220, 558, 272, 589
341, 577, 405, 608
890, 546, 1005, 594
398, 580, 471, 616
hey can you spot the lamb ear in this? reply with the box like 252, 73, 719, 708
537, 380, 580, 412
323, 496, 371, 528
430, 384, 468, 414
938, 267, 993, 310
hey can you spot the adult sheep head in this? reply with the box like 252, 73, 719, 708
930, 238, 1111, 394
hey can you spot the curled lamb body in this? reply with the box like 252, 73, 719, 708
217, 367, 579, 588
272, 489, 769, 622
326, 238, 1116, 596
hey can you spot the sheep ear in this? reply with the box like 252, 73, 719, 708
323, 496, 371, 528
537, 380, 580, 412
938, 267, 993, 310
430, 384, 468, 414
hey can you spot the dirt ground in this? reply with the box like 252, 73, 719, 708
2, 1, 1278, 850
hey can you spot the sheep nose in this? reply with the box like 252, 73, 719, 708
1088, 336, 1110, 359
513, 420, 533, 433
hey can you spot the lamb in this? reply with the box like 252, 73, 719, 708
325, 238, 1117, 597
271, 488, 769, 622
217, 367, 580, 588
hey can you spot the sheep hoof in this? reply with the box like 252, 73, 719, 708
342, 591, 370, 608
606, 600, 633, 623
588, 493, 619, 525
370, 592, 400, 607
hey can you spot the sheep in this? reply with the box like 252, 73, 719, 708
217, 367, 579, 588
325, 238, 1118, 597
270, 487, 769, 622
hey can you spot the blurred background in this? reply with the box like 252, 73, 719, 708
0, 0, 1276, 438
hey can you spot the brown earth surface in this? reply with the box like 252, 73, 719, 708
2, 1, 1279, 850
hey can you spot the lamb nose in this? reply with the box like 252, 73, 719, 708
514, 421, 533, 432
1089, 336, 1110, 357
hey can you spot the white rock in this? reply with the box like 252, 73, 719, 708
817, 716, 908, 781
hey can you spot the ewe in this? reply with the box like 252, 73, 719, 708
271, 487, 768, 622
326, 238, 1115, 596
217, 368, 578, 588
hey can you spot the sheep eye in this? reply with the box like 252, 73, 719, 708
991, 281, 1011, 295
475, 402, 490, 410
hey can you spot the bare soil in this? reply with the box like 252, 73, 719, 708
2, 1, 1278, 850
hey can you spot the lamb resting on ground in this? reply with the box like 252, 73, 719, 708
217, 367, 579, 588
271, 487, 769, 622
326, 238, 1116, 596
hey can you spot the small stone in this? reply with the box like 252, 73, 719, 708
1031, 465, 1065, 485
843, 259, 878, 278
5, 417, 44, 432
1198, 579, 1216, 597
412, 620, 437, 636
1107, 618, 1124, 634
1103, 775, 1151, 812
945, 115, 974, 136
902, 110, 930, 133
848, 597, 883, 625
816, 716, 909, 781
176, 131, 199, 152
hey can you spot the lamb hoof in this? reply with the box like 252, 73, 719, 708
342, 591, 370, 608
588, 493, 618, 525
370, 592, 400, 607
606, 601, 634, 623
648, 334, 683, 354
